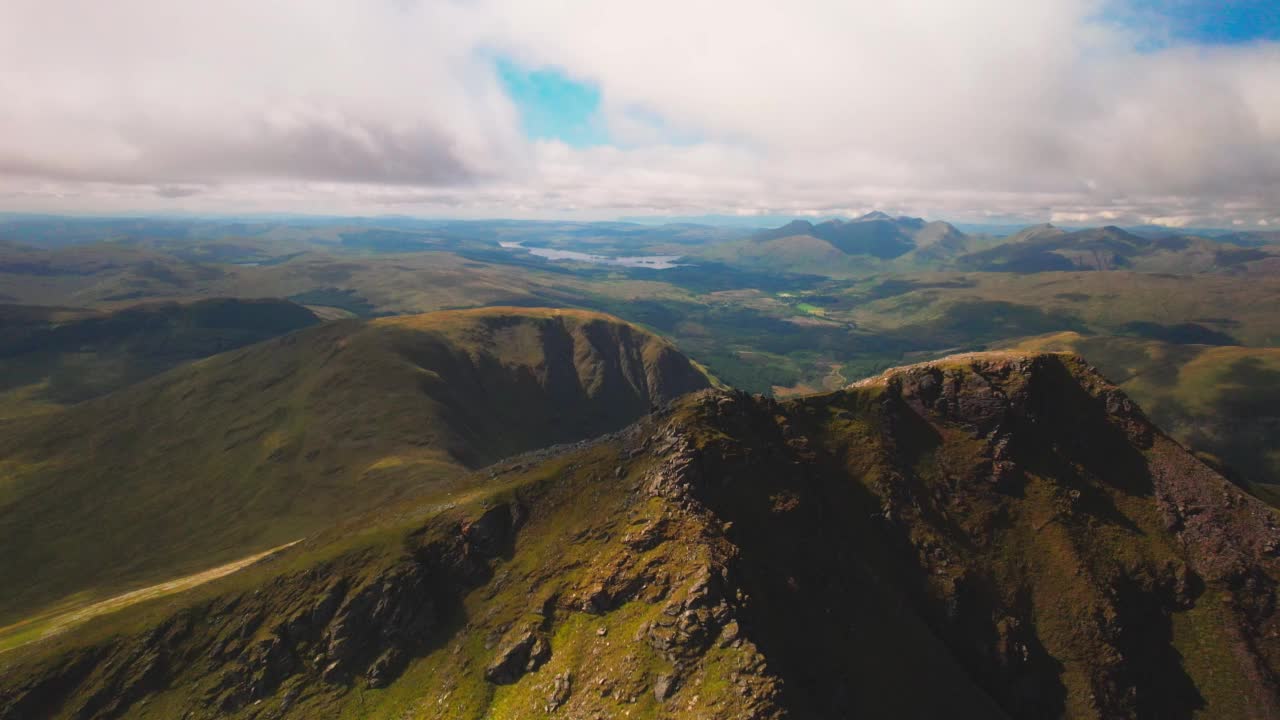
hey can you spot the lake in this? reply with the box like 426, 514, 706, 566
499, 241, 683, 269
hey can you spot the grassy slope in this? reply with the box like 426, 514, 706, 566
0, 244, 638, 318
845, 270, 1280, 346
0, 307, 710, 626
3, 352, 1278, 719
0, 298, 319, 419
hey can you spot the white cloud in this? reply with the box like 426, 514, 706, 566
0, 0, 526, 185
1, 0, 1278, 226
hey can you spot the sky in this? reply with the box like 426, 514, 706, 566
0, 0, 1278, 227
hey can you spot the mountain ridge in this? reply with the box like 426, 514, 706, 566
0, 306, 712, 626
3, 350, 1277, 719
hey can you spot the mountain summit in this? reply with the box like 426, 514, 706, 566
854, 210, 895, 221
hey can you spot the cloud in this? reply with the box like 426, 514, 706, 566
1, 0, 1278, 225
475, 0, 1280, 224
0, 0, 526, 186
153, 185, 205, 199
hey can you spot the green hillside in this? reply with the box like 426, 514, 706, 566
0, 298, 319, 418
0, 307, 711, 626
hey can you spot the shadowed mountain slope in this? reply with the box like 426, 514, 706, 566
0, 307, 711, 625
1005, 332, 1280, 497
2, 352, 1277, 719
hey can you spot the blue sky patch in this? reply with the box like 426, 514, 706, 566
496, 58, 608, 147
1113, 0, 1280, 46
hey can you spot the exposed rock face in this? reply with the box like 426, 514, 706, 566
484, 627, 550, 685
3, 352, 1278, 719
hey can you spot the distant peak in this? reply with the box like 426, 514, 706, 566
1011, 223, 1066, 242
856, 211, 894, 222
752, 219, 817, 242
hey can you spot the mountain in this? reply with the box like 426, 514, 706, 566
751, 213, 969, 260
961, 226, 1153, 272
960, 225, 1275, 274
1007, 223, 1068, 244
727, 213, 976, 276
905, 218, 975, 262
3, 352, 1277, 718
0, 298, 319, 418
751, 219, 818, 243
0, 307, 711, 625
1005, 332, 1280, 498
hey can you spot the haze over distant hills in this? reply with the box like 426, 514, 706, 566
734, 213, 1277, 274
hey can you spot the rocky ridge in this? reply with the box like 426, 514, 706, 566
3, 352, 1278, 719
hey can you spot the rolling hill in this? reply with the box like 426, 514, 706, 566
0, 298, 319, 418
1, 352, 1277, 718
958, 226, 1275, 274
0, 307, 711, 626
0, 242, 230, 307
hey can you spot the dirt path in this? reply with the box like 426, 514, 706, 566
0, 540, 300, 654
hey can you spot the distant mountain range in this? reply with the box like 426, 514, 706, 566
745, 214, 1276, 273
751, 211, 969, 260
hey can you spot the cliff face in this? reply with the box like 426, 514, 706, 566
3, 353, 1277, 720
